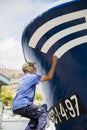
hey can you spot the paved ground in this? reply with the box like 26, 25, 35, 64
1, 120, 29, 130
1, 120, 56, 130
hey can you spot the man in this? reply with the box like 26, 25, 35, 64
12, 55, 58, 130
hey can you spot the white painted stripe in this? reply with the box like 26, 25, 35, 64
29, 10, 87, 48
53, 36, 87, 58
41, 23, 87, 53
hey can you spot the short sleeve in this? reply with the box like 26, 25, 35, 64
31, 74, 41, 85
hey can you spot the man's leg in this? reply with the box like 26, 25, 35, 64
23, 105, 48, 130
13, 103, 47, 130
25, 124, 31, 130
22, 104, 48, 130
13, 104, 38, 130
25, 119, 38, 130
37, 108, 48, 130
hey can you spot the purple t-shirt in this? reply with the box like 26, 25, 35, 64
12, 73, 41, 110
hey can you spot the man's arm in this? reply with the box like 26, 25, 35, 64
40, 56, 58, 82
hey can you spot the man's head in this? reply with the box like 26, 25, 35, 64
22, 62, 36, 73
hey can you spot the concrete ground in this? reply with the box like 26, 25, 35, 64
1, 117, 56, 130
1, 119, 29, 130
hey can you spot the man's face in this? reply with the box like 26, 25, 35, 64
28, 65, 36, 73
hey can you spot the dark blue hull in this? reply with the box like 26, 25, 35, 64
22, 0, 87, 129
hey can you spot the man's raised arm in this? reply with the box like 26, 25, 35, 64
40, 56, 58, 82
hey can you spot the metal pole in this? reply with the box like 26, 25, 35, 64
0, 86, 3, 130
